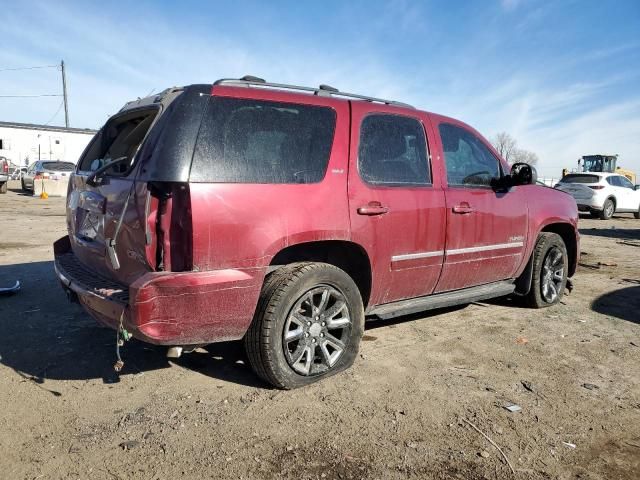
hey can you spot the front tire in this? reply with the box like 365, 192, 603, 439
634, 205, 640, 219
244, 262, 364, 389
525, 233, 568, 308
600, 198, 614, 220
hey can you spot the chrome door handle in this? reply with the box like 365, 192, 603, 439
357, 202, 389, 216
452, 203, 474, 214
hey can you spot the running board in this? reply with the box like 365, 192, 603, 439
366, 281, 516, 320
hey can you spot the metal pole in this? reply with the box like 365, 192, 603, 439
61, 60, 69, 128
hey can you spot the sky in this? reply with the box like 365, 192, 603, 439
0, 0, 639, 177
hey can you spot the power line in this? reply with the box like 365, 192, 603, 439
0, 94, 62, 98
0, 64, 59, 73
43, 100, 65, 126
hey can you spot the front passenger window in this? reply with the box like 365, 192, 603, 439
438, 123, 501, 187
619, 176, 634, 189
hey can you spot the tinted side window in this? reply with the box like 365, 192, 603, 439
191, 97, 336, 184
438, 123, 500, 187
619, 176, 634, 189
358, 114, 430, 186
606, 176, 620, 186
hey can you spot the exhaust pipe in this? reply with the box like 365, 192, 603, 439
166, 345, 204, 359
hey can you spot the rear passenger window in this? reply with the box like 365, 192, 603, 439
358, 114, 430, 186
191, 97, 336, 183
438, 123, 501, 187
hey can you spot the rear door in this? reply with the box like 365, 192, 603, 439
348, 103, 446, 306
433, 121, 528, 292
67, 107, 161, 285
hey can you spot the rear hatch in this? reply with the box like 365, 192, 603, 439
556, 174, 601, 200
66, 85, 209, 286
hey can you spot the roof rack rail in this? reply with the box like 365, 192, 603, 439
213, 76, 414, 108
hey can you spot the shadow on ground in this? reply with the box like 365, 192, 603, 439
579, 227, 640, 241
591, 285, 640, 324
7, 187, 33, 196
0, 261, 266, 390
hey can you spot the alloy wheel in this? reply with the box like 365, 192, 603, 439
541, 246, 564, 303
283, 285, 351, 376
604, 201, 614, 218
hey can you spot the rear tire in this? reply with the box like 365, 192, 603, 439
600, 198, 614, 220
244, 262, 364, 389
524, 233, 568, 308
634, 205, 640, 219
21, 179, 27, 192
0, 182, 6, 194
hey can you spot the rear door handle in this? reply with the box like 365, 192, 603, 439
357, 202, 389, 216
452, 203, 474, 214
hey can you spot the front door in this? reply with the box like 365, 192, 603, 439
612, 175, 636, 210
348, 103, 446, 306
433, 121, 528, 292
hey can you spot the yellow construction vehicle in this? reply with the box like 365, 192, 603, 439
574, 154, 636, 184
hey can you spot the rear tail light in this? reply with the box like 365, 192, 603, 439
589, 185, 604, 190
2, 163, 7, 173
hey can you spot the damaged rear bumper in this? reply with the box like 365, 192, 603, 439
53, 236, 263, 346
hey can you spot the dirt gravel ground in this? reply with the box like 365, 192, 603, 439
1, 181, 639, 480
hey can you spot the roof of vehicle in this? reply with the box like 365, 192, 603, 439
212, 76, 415, 109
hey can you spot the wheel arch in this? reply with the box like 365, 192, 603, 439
606, 195, 616, 209
540, 223, 578, 277
268, 240, 372, 308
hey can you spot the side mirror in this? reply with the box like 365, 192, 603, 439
510, 162, 537, 186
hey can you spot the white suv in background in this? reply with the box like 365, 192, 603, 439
555, 173, 640, 220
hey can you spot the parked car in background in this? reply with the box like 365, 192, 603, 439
21, 161, 76, 192
11, 167, 28, 180
0, 156, 9, 193
555, 173, 640, 219
54, 77, 579, 388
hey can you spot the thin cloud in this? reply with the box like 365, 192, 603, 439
1, 0, 638, 175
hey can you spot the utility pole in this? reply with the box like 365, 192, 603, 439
61, 60, 70, 128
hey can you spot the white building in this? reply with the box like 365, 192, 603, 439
0, 121, 97, 167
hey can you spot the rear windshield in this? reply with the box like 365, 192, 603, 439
42, 161, 75, 171
78, 108, 158, 173
191, 97, 336, 183
561, 174, 600, 184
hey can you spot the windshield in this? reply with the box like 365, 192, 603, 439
561, 174, 600, 184
42, 161, 75, 171
582, 155, 616, 173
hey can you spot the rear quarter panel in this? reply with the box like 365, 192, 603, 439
185, 91, 351, 338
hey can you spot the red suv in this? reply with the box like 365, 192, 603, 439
54, 77, 579, 388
